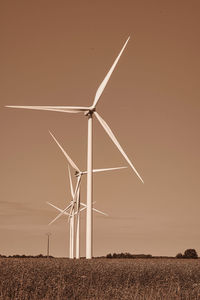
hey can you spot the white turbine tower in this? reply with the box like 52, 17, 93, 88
48, 131, 126, 258
6, 37, 144, 259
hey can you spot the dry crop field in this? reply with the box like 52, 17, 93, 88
0, 258, 200, 299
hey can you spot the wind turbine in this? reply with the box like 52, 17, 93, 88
47, 200, 107, 259
6, 37, 144, 259
48, 131, 126, 258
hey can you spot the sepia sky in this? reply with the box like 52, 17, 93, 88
1, 0, 200, 257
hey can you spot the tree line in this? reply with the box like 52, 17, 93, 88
0, 254, 54, 258
106, 249, 198, 259
0, 248, 198, 259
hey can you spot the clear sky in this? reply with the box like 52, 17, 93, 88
1, 0, 200, 257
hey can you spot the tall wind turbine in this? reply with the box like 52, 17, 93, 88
6, 37, 144, 259
48, 131, 126, 258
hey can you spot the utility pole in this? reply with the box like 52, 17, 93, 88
46, 233, 51, 258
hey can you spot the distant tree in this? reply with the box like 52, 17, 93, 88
183, 249, 198, 259
106, 253, 112, 258
123, 252, 133, 258
176, 253, 183, 258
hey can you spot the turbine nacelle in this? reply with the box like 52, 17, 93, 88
75, 171, 81, 177
84, 107, 96, 117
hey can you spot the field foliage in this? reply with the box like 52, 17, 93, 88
0, 258, 200, 299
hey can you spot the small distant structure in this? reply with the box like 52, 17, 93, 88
46, 233, 51, 258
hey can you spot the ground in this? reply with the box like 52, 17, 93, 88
0, 258, 200, 299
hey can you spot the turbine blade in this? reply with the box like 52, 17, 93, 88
68, 176, 81, 221
79, 207, 86, 213
79, 201, 107, 216
92, 37, 130, 108
74, 210, 80, 216
48, 202, 72, 225
93, 166, 127, 172
94, 112, 144, 183
68, 165, 74, 197
5, 105, 89, 113
49, 131, 80, 173
77, 186, 80, 209
82, 166, 127, 174
80, 201, 96, 207
93, 207, 108, 216
46, 201, 70, 216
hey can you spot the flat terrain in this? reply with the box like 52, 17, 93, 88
0, 258, 200, 299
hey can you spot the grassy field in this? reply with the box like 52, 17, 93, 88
0, 258, 200, 299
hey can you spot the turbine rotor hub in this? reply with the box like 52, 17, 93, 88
75, 171, 82, 177
84, 107, 95, 117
